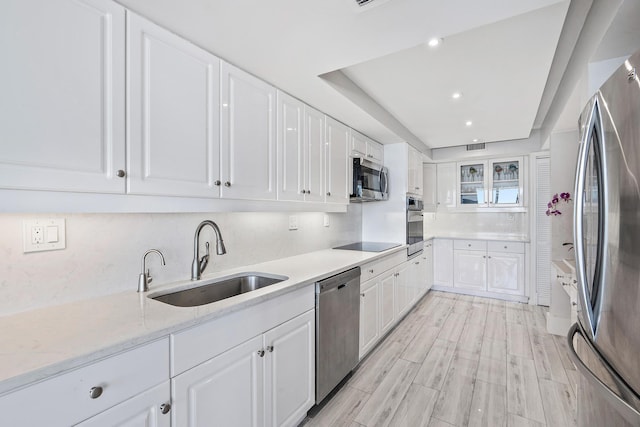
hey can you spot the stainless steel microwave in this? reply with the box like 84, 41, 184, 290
351, 158, 389, 202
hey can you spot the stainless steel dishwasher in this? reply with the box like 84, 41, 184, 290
315, 266, 361, 404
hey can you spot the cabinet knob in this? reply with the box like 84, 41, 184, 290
301, 189, 306, 194
361, 293, 365, 297
266, 345, 274, 353
116, 170, 126, 178
504, 246, 508, 249
225, 181, 231, 187
483, 255, 486, 258
468, 244, 471, 247
572, 302, 577, 307
414, 261, 420, 265
214, 180, 221, 186
415, 187, 420, 190
160, 403, 171, 415
89, 386, 103, 399
307, 190, 311, 194
326, 191, 331, 196
369, 269, 374, 273
257, 349, 265, 357
488, 256, 492, 259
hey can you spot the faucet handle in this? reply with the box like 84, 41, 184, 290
199, 242, 210, 273
146, 269, 153, 284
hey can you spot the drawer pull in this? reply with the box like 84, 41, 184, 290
89, 386, 103, 399
160, 403, 171, 415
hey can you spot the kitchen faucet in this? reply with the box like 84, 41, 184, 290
137, 249, 166, 292
191, 220, 226, 280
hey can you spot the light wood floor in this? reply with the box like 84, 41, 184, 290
302, 291, 577, 427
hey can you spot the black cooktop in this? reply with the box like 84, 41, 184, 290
333, 242, 401, 252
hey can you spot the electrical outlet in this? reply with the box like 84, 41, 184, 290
288, 215, 299, 230
323, 214, 330, 227
23, 219, 66, 253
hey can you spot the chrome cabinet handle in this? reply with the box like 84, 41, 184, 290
116, 170, 125, 178
214, 180, 221, 186
160, 403, 171, 415
266, 345, 274, 353
257, 349, 265, 357
89, 386, 103, 399
225, 181, 231, 187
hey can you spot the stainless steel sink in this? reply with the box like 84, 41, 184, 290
150, 273, 288, 307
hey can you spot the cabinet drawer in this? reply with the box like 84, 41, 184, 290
453, 239, 487, 251
360, 250, 407, 282
487, 241, 525, 254
0, 338, 169, 427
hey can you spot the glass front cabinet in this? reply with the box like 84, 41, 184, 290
457, 157, 524, 208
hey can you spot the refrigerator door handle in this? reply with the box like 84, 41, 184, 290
567, 323, 640, 426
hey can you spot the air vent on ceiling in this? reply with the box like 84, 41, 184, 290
466, 143, 486, 151
355, 0, 375, 6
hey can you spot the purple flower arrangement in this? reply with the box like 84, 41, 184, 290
546, 192, 572, 216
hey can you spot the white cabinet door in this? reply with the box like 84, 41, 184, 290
351, 131, 383, 164
457, 160, 489, 207
367, 140, 384, 164
325, 117, 350, 204
433, 239, 454, 287
436, 163, 457, 209
172, 335, 264, 427
0, 0, 126, 193
220, 61, 277, 200
423, 242, 434, 291
407, 146, 423, 196
423, 164, 437, 211
127, 13, 220, 197
76, 382, 171, 427
379, 272, 396, 335
303, 106, 325, 202
454, 250, 487, 290
394, 263, 411, 317
359, 279, 380, 359
488, 157, 524, 207
487, 252, 524, 295
264, 310, 315, 427
277, 92, 304, 201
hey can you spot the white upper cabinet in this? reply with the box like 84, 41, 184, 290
407, 146, 423, 196
220, 61, 277, 200
423, 164, 437, 211
127, 13, 220, 198
351, 131, 384, 164
457, 156, 524, 208
325, 117, 350, 204
0, 0, 126, 193
277, 92, 324, 202
436, 163, 457, 209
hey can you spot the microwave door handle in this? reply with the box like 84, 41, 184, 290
379, 169, 388, 194
567, 323, 640, 425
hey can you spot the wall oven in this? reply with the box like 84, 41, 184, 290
351, 158, 389, 202
406, 196, 424, 256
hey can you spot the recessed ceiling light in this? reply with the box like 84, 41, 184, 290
465, 121, 473, 127
472, 138, 479, 143
427, 38, 442, 47
452, 92, 462, 99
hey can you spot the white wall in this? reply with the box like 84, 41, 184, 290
549, 130, 579, 260
0, 207, 361, 316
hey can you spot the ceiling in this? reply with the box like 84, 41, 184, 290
117, 0, 581, 150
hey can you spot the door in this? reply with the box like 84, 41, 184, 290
453, 250, 486, 290
433, 239, 454, 287
304, 106, 324, 202
488, 157, 523, 207
76, 382, 171, 427
172, 335, 264, 427
264, 310, 314, 427
276, 92, 304, 201
359, 280, 380, 359
0, 0, 126, 193
127, 13, 220, 197
325, 117, 350, 204
220, 61, 277, 200
487, 252, 524, 295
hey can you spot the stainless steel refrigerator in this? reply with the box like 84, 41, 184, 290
568, 49, 640, 426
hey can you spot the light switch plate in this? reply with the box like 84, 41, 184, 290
323, 214, 330, 227
23, 218, 66, 253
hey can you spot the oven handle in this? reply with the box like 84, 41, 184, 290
567, 323, 640, 425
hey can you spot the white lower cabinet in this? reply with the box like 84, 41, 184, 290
434, 238, 526, 300
76, 381, 171, 427
433, 239, 454, 287
359, 278, 381, 358
0, 339, 169, 427
453, 250, 487, 290
172, 309, 314, 427
379, 273, 396, 335
394, 262, 411, 318
423, 241, 434, 291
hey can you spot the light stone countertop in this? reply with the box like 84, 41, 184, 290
0, 245, 406, 395
423, 231, 530, 242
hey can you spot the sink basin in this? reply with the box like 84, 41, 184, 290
151, 273, 288, 307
